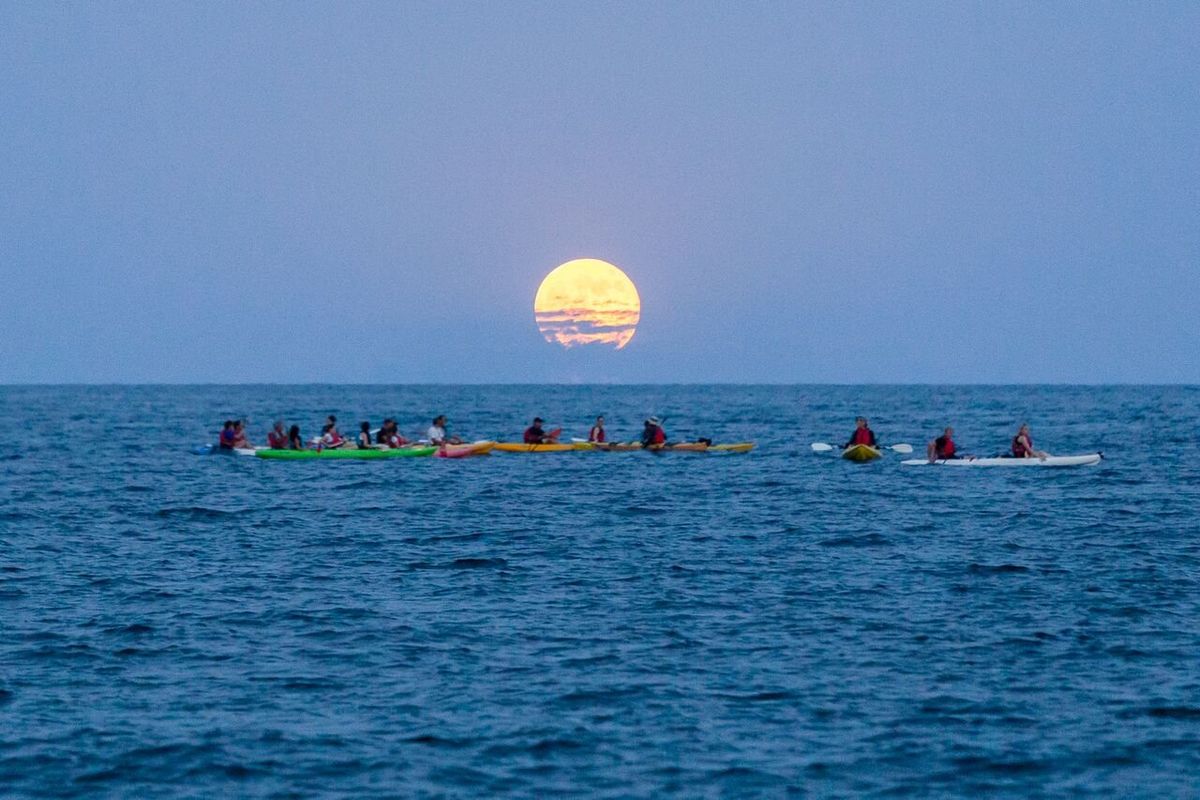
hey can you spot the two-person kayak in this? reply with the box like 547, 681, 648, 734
256, 446, 437, 460
500, 441, 756, 453
902, 453, 1103, 467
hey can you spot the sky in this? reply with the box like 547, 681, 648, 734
2, 2, 1197, 383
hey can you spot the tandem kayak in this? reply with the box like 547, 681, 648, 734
901, 453, 1103, 468
256, 446, 437, 460
592, 441, 755, 453
435, 441, 496, 458
842, 444, 882, 462
493, 442, 576, 453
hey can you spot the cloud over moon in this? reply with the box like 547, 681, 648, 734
533, 259, 641, 349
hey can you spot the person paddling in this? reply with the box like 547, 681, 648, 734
1011, 423, 1048, 459
588, 415, 607, 443
218, 420, 237, 450
377, 419, 408, 448
231, 420, 252, 449
267, 420, 287, 449
427, 415, 462, 446
523, 417, 557, 444
641, 417, 667, 448
845, 417, 877, 449
927, 427, 958, 462
320, 415, 350, 449
357, 421, 374, 449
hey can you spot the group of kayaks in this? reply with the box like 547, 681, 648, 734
195, 440, 1102, 466
193, 440, 757, 460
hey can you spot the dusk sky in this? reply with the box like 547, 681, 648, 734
3, 2, 1197, 383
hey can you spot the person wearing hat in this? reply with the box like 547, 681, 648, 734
641, 417, 667, 448
523, 417, 556, 444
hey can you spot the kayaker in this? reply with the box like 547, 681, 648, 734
231, 420, 252, 449
287, 425, 304, 449
267, 420, 287, 449
376, 419, 408, 448
427, 415, 462, 446
588, 416, 607, 443
218, 420, 237, 450
845, 417, 877, 449
1011, 423, 1048, 459
357, 421, 374, 449
523, 417, 557, 444
641, 417, 667, 447
320, 416, 349, 448
927, 427, 958, 462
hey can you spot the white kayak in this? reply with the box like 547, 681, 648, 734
902, 453, 1103, 467
192, 444, 260, 457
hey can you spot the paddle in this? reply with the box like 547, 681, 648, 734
811, 442, 913, 454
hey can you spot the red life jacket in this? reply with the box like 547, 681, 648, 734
589, 426, 606, 443
267, 430, 286, 448
523, 426, 543, 444
1012, 434, 1031, 457
852, 427, 874, 446
651, 427, 666, 444
937, 437, 956, 458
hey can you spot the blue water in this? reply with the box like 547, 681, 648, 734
2, 385, 1200, 797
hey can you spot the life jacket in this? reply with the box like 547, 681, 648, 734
219, 428, 236, 448
325, 431, 343, 446
651, 426, 666, 445
524, 426, 544, 444
1012, 434, 1031, 457
936, 437, 956, 458
851, 427, 874, 446
267, 430, 286, 449
589, 426, 606, 443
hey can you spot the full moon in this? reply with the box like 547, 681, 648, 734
533, 259, 641, 349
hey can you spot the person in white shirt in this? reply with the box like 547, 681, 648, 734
426, 415, 462, 445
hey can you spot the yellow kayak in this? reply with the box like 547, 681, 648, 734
493, 442, 577, 453
842, 444, 882, 462
711, 443, 755, 453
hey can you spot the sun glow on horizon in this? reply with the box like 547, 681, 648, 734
533, 259, 641, 349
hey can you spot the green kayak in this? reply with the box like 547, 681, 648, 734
256, 447, 436, 460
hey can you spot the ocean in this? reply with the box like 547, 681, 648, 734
2, 384, 1199, 797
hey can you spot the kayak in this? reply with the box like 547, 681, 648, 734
256, 446, 436, 460
902, 453, 1103, 468
435, 441, 496, 458
842, 444, 882, 462
593, 442, 755, 453
192, 444, 258, 457
493, 442, 576, 453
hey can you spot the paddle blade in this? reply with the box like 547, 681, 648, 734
889, 444, 914, 454
810, 443, 835, 452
